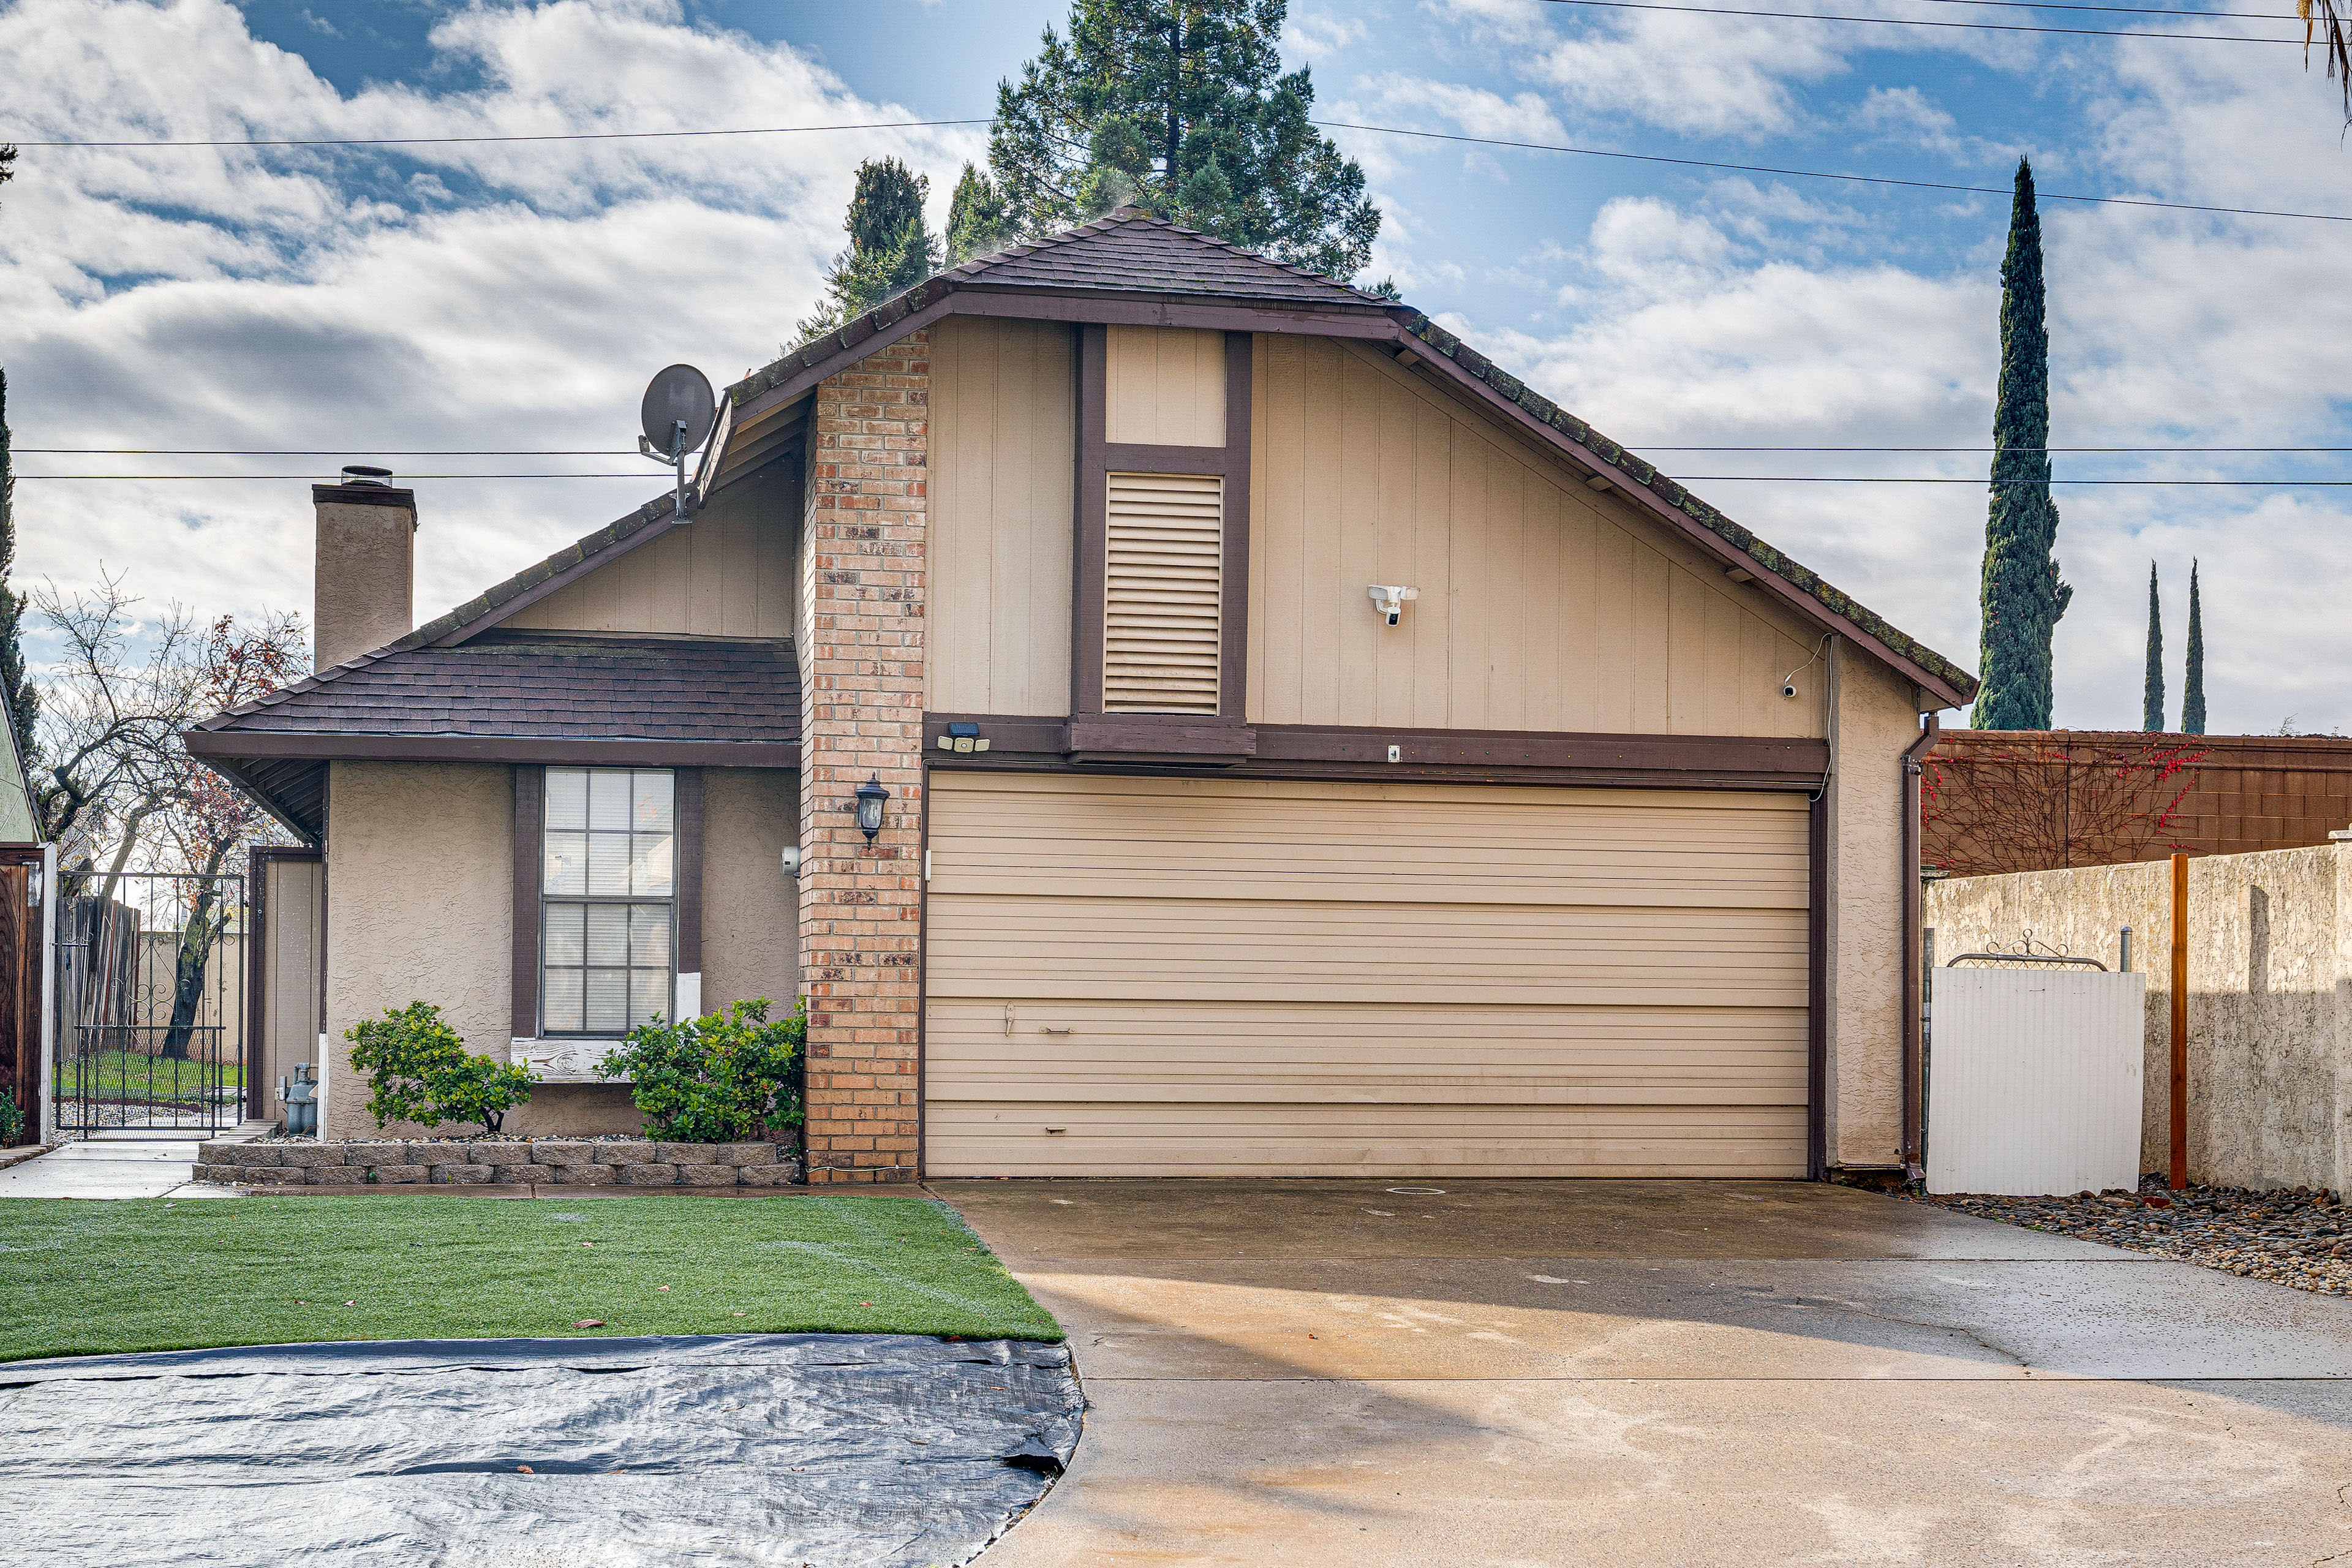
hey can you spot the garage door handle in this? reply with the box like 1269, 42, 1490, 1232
1039, 1027, 1075, 1035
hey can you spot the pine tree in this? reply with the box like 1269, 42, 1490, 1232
795, 158, 940, 341
945, 162, 1011, 266
2142, 562, 2164, 733
2182, 559, 2207, 735
1970, 157, 2071, 731
989, 0, 1381, 280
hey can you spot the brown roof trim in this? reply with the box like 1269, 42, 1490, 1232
717, 214, 1975, 707
186, 731, 798, 768
431, 506, 687, 647
1382, 311, 1978, 708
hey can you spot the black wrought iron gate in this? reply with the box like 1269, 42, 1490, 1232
51, 870, 249, 1136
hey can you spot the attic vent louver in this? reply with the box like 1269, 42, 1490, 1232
1103, 471, 1222, 714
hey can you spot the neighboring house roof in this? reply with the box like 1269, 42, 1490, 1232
724, 208, 1978, 709
0, 684, 39, 843
186, 635, 799, 840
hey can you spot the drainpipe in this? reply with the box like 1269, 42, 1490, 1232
1899, 710, 1941, 1178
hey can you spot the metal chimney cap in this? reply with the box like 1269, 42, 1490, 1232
341, 464, 394, 486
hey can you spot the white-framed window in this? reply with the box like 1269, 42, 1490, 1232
541, 767, 674, 1035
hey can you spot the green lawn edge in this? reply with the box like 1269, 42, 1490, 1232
0, 1193, 1061, 1363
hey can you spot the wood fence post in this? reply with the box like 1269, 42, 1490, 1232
2170, 851, 2189, 1192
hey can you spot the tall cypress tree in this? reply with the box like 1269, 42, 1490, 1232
989, 0, 1381, 280
1971, 158, 2071, 731
2182, 560, 2207, 735
944, 162, 1010, 266
2142, 562, 2164, 732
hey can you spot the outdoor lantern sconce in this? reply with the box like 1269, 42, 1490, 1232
853, 775, 889, 840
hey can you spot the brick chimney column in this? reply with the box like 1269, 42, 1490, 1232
797, 332, 928, 1183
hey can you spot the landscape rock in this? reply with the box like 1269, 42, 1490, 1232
1915, 1179, 2351, 1296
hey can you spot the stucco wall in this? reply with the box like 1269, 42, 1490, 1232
703, 767, 801, 1017
1924, 845, 2352, 1193
322, 761, 639, 1139
1823, 644, 1924, 1169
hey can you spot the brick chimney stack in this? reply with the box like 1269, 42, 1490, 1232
312, 466, 417, 671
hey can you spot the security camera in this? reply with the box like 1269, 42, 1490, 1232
780, 845, 802, 878
1781, 682, 1800, 699
1368, 584, 1420, 627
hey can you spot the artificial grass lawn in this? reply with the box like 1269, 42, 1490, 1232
61, 1049, 244, 1099
0, 1194, 1061, 1362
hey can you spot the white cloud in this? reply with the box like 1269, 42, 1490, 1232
0, 0, 982, 635
1361, 73, 1569, 146
1283, 7, 1368, 62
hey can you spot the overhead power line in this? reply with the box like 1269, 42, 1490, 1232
1315, 122, 2352, 222
0, 118, 990, 149
1900, 0, 2299, 17
17, 473, 2351, 486
20, 448, 638, 456
9, 113, 2345, 222
1531, 0, 2305, 40
1635, 444, 2352, 452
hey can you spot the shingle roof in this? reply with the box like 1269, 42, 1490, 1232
946, 208, 1385, 306
197, 636, 798, 744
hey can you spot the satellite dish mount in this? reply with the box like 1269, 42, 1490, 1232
639, 363, 718, 524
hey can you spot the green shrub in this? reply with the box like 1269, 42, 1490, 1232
0, 1091, 23, 1147
346, 1001, 536, 1136
597, 998, 805, 1144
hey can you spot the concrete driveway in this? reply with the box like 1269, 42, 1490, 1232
935, 1178, 2352, 1566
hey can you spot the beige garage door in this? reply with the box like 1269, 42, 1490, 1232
923, 772, 1809, 1178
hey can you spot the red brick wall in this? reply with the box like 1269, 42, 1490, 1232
796, 332, 929, 1183
1926, 729, 2352, 875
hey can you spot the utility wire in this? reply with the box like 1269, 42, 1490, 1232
1531, 0, 2304, 40
10, 113, 2345, 222
20, 448, 639, 456
1316, 121, 2352, 222
1632, 444, 2352, 451
0, 117, 992, 149
1879, 0, 2299, 17
17, 473, 2351, 485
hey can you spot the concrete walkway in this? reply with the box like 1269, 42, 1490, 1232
0, 1134, 233, 1199
937, 1178, 2352, 1567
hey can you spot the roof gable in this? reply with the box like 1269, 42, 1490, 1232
946, 209, 1385, 307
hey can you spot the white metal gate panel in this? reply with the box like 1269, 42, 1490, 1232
1926, 968, 2145, 1196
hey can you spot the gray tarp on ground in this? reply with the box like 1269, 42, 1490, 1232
0, 1333, 1083, 1567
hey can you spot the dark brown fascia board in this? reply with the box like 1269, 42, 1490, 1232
925, 714, 1827, 784
1381, 325, 1973, 711
433, 503, 685, 647
720, 272, 1974, 709
184, 731, 799, 769
1067, 714, 1257, 762
726, 281, 1389, 431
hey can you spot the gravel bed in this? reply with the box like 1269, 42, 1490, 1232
1912, 1177, 2352, 1297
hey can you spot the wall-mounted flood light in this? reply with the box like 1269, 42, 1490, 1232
1368, 584, 1419, 627
780, 845, 802, 878
853, 775, 889, 840
936, 720, 990, 755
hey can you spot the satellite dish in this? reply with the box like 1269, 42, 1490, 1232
639, 364, 717, 458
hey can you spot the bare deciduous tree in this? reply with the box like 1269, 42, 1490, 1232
1923, 735, 2207, 880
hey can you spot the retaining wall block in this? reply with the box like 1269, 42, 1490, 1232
304, 1165, 361, 1185
246, 1167, 305, 1185
620, 1163, 679, 1185
430, 1164, 494, 1184
717, 1144, 776, 1166
345, 1142, 409, 1164
191, 1163, 239, 1185
491, 1164, 554, 1183
469, 1143, 535, 1166
739, 1164, 803, 1186
368, 1164, 427, 1184
677, 1163, 737, 1186
532, 1142, 601, 1166
653, 1143, 717, 1165
552, 1164, 619, 1185
603, 1142, 657, 1166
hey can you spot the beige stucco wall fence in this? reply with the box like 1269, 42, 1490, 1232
1923, 845, 2352, 1194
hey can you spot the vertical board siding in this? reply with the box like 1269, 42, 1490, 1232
1104, 472, 1223, 713
1248, 336, 1824, 737
929, 316, 1076, 715
507, 497, 794, 639
1924, 969, 2146, 1196
1105, 325, 1226, 447
924, 772, 1811, 1178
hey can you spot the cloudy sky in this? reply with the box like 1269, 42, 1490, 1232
2, 0, 2346, 732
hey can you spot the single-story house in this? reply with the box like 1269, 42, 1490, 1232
188, 208, 1979, 1183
